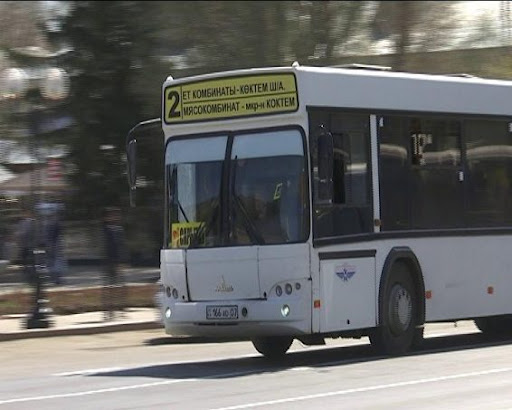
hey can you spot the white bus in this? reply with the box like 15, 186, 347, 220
127, 63, 512, 359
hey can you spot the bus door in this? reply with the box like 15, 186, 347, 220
309, 110, 377, 332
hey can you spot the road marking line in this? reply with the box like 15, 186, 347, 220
210, 367, 512, 410
0, 379, 195, 405
53, 367, 123, 377
0, 368, 259, 405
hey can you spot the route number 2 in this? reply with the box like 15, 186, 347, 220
167, 90, 181, 119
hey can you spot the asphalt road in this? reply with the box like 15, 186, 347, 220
2, 321, 512, 409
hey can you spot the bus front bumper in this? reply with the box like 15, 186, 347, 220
162, 297, 310, 338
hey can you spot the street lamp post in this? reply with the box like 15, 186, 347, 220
1, 57, 69, 329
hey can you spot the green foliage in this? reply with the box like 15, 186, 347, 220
61, 1, 161, 220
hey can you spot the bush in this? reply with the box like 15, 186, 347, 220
0, 283, 157, 315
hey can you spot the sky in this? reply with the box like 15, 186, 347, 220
458, 1, 501, 18
454, 1, 506, 48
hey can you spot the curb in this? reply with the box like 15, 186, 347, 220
0, 321, 162, 342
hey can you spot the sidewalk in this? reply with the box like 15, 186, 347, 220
0, 264, 160, 293
0, 264, 163, 341
0, 307, 163, 341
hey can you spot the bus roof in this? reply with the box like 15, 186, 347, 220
162, 63, 512, 131
293, 64, 512, 117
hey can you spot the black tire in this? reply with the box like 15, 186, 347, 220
370, 261, 420, 356
475, 315, 512, 338
252, 336, 293, 360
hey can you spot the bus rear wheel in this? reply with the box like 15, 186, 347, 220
252, 336, 293, 360
370, 262, 420, 355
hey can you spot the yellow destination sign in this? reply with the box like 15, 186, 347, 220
171, 221, 205, 248
164, 73, 298, 123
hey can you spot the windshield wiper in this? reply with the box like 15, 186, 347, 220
188, 199, 220, 248
232, 194, 264, 245
169, 166, 189, 222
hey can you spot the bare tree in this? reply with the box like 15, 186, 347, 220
287, 1, 368, 66
371, 1, 463, 70
0, 1, 49, 51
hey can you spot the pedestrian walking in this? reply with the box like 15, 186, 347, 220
102, 206, 128, 321
16, 208, 37, 286
46, 210, 67, 285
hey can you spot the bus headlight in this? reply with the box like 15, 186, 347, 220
172, 288, 179, 299
281, 304, 290, 317
276, 285, 283, 297
285, 283, 293, 295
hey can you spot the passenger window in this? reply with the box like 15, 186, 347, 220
465, 119, 512, 226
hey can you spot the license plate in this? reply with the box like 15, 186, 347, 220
206, 305, 238, 320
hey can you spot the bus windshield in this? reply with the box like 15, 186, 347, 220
165, 128, 308, 248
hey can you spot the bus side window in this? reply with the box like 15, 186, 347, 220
332, 133, 346, 204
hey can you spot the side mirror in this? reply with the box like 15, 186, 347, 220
127, 139, 137, 206
124, 118, 161, 208
126, 139, 137, 206
316, 127, 334, 203
127, 139, 137, 188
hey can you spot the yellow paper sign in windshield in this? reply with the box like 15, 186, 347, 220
164, 73, 298, 123
171, 222, 204, 248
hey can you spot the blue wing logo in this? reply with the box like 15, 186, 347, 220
335, 265, 356, 282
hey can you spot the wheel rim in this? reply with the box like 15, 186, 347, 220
388, 283, 412, 335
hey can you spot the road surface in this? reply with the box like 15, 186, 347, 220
1, 321, 512, 409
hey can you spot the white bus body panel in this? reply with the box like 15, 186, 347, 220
160, 249, 187, 297
388, 236, 512, 321
295, 67, 512, 116
319, 256, 376, 333
316, 235, 512, 328
258, 243, 310, 297
160, 244, 312, 337
186, 247, 260, 300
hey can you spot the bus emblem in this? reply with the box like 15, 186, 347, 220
216, 276, 234, 292
335, 264, 356, 282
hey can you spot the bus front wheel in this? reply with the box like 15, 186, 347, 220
370, 262, 420, 355
252, 336, 293, 360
